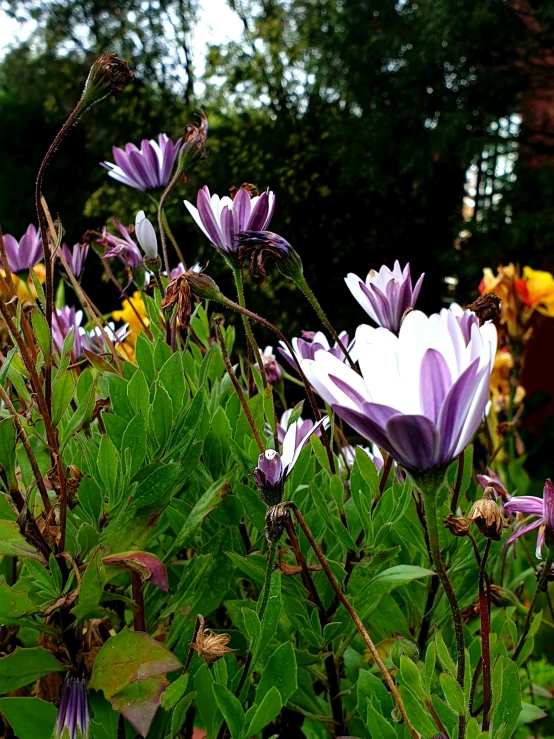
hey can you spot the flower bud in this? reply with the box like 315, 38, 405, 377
265, 503, 289, 543
55, 677, 90, 739
390, 635, 420, 669
468, 487, 507, 540
443, 513, 470, 537
81, 54, 133, 108
189, 615, 234, 665
236, 231, 304, 286
177, 112, 209, 172
135, 211, 158, 260
254, 451, 284, 506
188, 271, 222, 301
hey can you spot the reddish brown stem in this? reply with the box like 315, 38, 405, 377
132, 571, 145, 631
478, 539, 492, 731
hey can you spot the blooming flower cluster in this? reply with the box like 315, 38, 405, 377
53, 306, 129, 359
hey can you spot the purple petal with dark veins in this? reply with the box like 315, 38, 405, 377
197, 188, 224, 247
249, 191, 270, 231
419, 349, 452, 423
233, 188, 251, 231
220, 206, 235, 252
385, 414, 440, 472
505, 496, 545, 516
332, 404, 396, 457
328, 374, 367, 408
436, 358, 481, 461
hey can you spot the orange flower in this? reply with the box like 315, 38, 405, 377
515, 266, 554, 317
479, 264, 520, 336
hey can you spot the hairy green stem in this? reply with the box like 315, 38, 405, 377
513, 553, 554, 660
232, 266, 268, 389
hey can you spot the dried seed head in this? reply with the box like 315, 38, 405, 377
189, 615, 235, 665
178, 111, 209, 172
467, 487, 508, 540
265, 503, 289, 543
82, 54, 133, 107
443, 513, 470, 537
467, 293, 501, 322
229, 183, 259, 199
389, 635, 420, 669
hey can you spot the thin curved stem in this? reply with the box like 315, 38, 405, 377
285, 502, 419, 739
513, 554, 554, 661
420, 484, 466, 739
161, 209, 186, 266
232, 266, 268, 389
478, 539, 492, 731
158, 168, 183, 276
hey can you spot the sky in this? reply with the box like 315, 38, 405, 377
0, 0, 244, 73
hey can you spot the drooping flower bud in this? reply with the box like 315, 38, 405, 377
187, 271, 223, 301
390, 635, 420, 669
81, 54, 133, 108
254, 450, 284, 506
55, 677, 90, 739
189, 615, 234, 665
443, 513, 470, 537
468, 487, 508, 540
177, 111, 209, 172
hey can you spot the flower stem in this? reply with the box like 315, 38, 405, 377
294, 275, 357, 371
478, 539, 492, 731
132, 571, 145, 631
284, 501, 419, 739
513, 553, 554, 661
158, 169, 183, 276
232, 266, 268, 389
161, 208, 186, 266
419, 481, 466, 739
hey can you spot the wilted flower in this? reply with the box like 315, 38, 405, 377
256, 346, 282, 385
254, 416, 329, 505
467, 488, 508, 540
515, 266, 554, 317
443, 513, 471, 537
504, 479, 554, 558
101, 134, 182, 191
345, 261, 424, 334
82, 53, 133, 106
135, 211, 158, 261
279, 330, 355, 371
1, 224, 43, 273
466, 293, 501, 323
161, 266, 214, 330
299, 306, 496, 473
479, 263, 522, 337
99, 219, 143, 272
236, 230, 303, 284
59, 243, 89, 279
178, 112, 209, 171
184, 185, 275, 258
55, 677, 90, 739
477, 467, 510, 502
189, 615, 234, 665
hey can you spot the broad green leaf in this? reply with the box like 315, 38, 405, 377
89, 691, 119, 739
121, 413, 147, 477
130, 462, 180, 510
127, 369, 151, 417
90, 628, 181, 700
434, 630, 456, 678
0, 647, 65, 693
0, 582, 40, 622
151, 384, 173, 452
247, 686, 282, 737
72, 547, 106, 620
0, 418, 17, 488
170, 691, 196, 737
440, 671, 465, 716
0, 519, 43, 560
399, 655, 426, 700
490, 657, 520, 738
517, 701, 547, 726
362, 565, 434, 600
212, 683, 245, 739
111, 675, 168, 737
241, 606, 261, 649
52, 371, 74, 426
159, 351, 186, 409
0, 697, 57, 739
97, 435, 118, 496
194, 664, 221, 739
400, 684, 437, 737
135, 333, 155, 380
256, 641, 298, 705
31, 309, 50, 360
252, 570, 281, 669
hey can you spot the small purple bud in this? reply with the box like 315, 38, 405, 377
56, 678, 90, 739
254, 450, 284, 506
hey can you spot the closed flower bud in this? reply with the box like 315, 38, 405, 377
468, 487, 507, 540
177, 112, 209, 172
81, 53, 133, 108
443, 513, 470, 537
135, 211, 158, 261
390, 635, 420, 669
189, 615, 234, 665
236, 231, 304, 286
265, 503, 290, 543
187, 271, 222, 301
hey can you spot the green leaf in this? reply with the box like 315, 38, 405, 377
0, 697, 57, 739
247, 686, 282, 737
151, 384, 173, 453
120, 413, 147, 477
241, 606, 261, 649
31, 309, 50, 360
400, 684, 437, 737
424, 642, 436, 695
130, 462, 180, 510
0, 346, 17, 387
0, 418, 17, 488
110, 675, 167, 737
363, 564, 434, 599
161, 674, 189, 710
97, 435, 118, 496
127, 369, 151, 417
89, 691, 119, 739
440, 671, 465, 716
212, 683, 245, 739
89, 628, 181, 700
0, 582, 40, 622
400, 655, 426, 700
517, 701, 547, 726
170, 691, 196, 737
52, 371, 74, 426
194, 664, 221, 739
490, 657, 520, 738
0, 519, 43, 560
135, 334, 156, 380
256, 641, 298, 705
0, 647, 65, 693
72, 547, 106, 620
434, 629, 456, 679
252, 570, 281, 669
159, 351, 186, 410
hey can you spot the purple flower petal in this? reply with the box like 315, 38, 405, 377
505, 496, 545, 516
419, 348, 452, 423
385, 414, 440, 472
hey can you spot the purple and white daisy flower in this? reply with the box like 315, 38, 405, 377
59, 243, 89, 279
504, 479, 554, 559
299, 306, 496, 474
184, 185, 275, 256
345, 261, 424, 334
257, 346, 282, 385
101, 133, 182, 191
1, 224, 43, 273
254, 414, 329, 505
477, 467, 510, 502
279, 330, 355, 372
98, 219, 143, 271
55, 677, 90, 739
53, 307, 91, 359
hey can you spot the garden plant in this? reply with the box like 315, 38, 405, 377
0, 55, 553, 739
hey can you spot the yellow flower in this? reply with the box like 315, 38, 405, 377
111, 291, 149, 345
516, 266, 554, 317
490, 349, 525, 413
479, 264, 520, 336
0, 264, 46, 302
